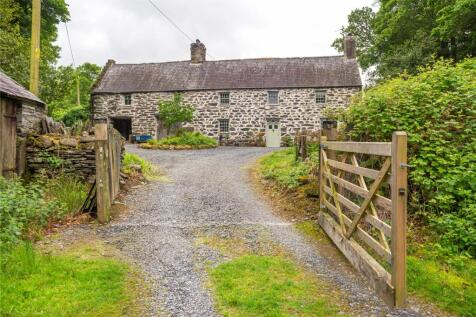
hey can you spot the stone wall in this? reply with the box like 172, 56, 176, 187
26, 134, 96, 181
16, 101, 46, 136
92, 87, 360, 145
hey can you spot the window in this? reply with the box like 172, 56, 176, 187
268, 91, 279, 105
315, 90, 326, 104
124, 94, 132, 105
219, 119, 229, 133
219, 92, 230, 105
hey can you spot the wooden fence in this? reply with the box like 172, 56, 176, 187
318, 131, 408, 307
94, 123, 123, 223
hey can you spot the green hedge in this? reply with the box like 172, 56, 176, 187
342, 59, 476, 256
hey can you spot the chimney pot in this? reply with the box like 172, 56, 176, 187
343, 34, 356, 59
191, 39, 206, 63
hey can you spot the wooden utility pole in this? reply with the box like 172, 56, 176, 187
29, 0, 41, 96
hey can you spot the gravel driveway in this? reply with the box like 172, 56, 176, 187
99, 145, 430, 317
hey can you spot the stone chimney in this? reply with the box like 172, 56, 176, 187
343, 34, 356, 59
191, 39, 206, 63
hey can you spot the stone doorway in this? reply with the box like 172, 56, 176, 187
111, 117, 132, 140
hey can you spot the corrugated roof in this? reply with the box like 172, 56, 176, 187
92, 56, 362, 94
0, 70, 44, 104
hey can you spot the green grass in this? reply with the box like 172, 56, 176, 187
122, 152, 162, 181
210, 255, 347, 317
43, 175, 89, 215
259, 148, 314, 189
142, 131, 217, 149
407, 253, 476, 316
0, 243, 139, 317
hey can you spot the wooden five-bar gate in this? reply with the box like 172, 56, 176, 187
318, 131, 407, 307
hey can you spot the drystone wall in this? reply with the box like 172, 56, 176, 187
92, 87, 360, 145
26, 134, 97, 181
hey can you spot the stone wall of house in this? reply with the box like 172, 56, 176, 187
16, 101, 46, 136
92, 87, 360, 145
26, 134, 97, 181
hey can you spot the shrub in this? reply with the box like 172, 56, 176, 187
157, 93, 194, 135
141, 132, 217, 150
342, 58, 476, 256
0, 177, 63, 248
122, 153, 161, 181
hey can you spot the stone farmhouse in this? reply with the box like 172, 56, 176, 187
91, 36, 362, 147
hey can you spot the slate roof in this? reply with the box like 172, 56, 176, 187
92, 56, 362, 94
0, 70, 44, 104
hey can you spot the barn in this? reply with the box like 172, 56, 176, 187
0, 70, 46, 177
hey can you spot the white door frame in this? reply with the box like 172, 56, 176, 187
265, 119, 281, 147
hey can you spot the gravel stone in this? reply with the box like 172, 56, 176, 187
97, 145, 432, 317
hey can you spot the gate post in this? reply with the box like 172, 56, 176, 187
319, 135, 327, 212
391, 131, 407, 307
95, 123, 111, 223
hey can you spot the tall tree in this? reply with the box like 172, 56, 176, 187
332, 7, 376, 71
0, 0, 69, 96
334, 0, 476, 80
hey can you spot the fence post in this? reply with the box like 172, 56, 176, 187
319, 135, 327, 212
391, 131, 407, 307
321, 120, 337, 160
95, 123, 111, 223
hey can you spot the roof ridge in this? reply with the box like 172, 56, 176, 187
113, 55, 346, 66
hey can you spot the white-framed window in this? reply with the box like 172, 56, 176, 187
268, 90, 279, 105
219, 92, 230, 105
219, 119, 229, 133
124, 94, 132, 105
315, 90, 326, 104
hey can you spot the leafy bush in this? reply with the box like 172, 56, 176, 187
342, 58, 476, 256
141, 132, 217, 150
157, 93, 194, 135
61, 105, 89, 127
0, 177, 63, 248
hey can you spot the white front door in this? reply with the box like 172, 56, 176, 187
265, 119, 281, 147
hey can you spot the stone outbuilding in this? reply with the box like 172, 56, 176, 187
0, 70, 46, 177
91, 37, 362, 147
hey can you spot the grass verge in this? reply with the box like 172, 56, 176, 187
210, 255, 347, 317
122, 152, 164, 181
140, 131, 217, 150
257, 148, 476, 316
0, 242, 146, 317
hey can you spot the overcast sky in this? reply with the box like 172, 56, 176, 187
56, 0, 375, 66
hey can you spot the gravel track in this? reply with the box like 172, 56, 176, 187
99, 145, 431, 317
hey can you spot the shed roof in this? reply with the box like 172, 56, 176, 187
0, 70, 44, 105
92, 56, 362, 94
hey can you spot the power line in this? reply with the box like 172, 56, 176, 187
146, 0, 194, 43
145, 0, 215, 60
64, 22, 76, 67
64, 22, 81, 105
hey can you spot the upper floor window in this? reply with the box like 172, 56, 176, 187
315, 90, 326, 104
219, 92, 230, 105
124, 94, 132, 105
268, 91, 279, 105
219, 119, 229, 133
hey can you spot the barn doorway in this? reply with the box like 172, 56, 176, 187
111, 118, 132, 140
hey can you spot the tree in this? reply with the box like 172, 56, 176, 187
332, 7, 376, 71
0, 0, 69, 95
334, 1, 476, 80
44, 63, 101, 124
157, 93, 194, 135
